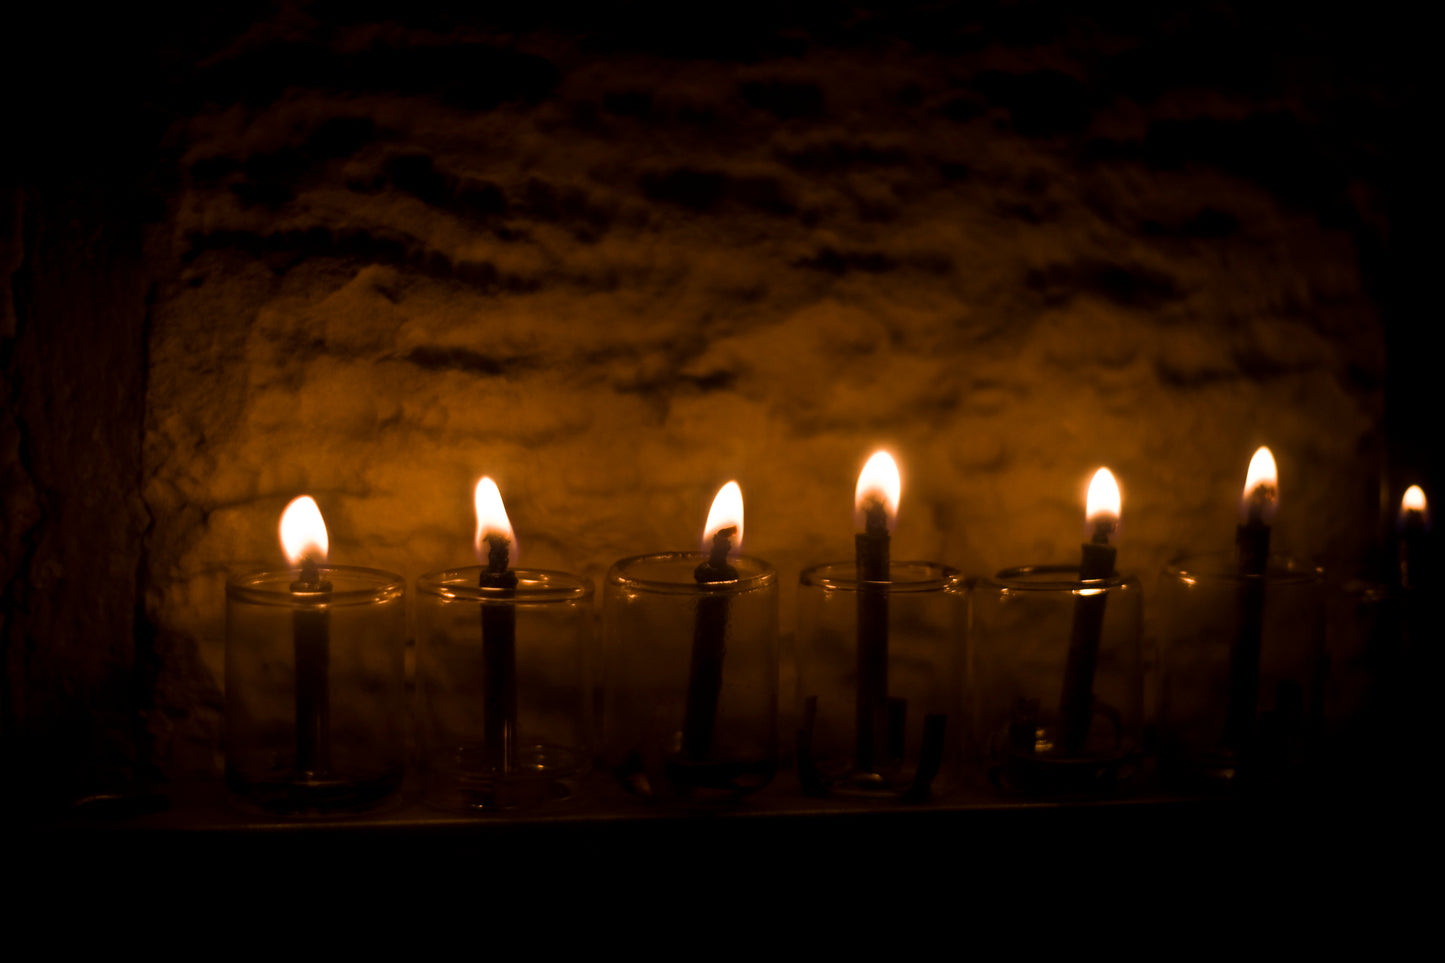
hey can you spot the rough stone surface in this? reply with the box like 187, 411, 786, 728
6, 4, 1423, 789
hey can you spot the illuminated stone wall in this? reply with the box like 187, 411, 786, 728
5, 3, 1417, 791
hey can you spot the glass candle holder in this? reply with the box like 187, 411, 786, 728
602, 553, 778, 803
415, 568, 593, 812
226, 566, 406, 815
1157, 553, 1325, 789
794, 561, 966, 801
969, 565, 1143, 795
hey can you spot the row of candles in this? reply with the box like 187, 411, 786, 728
228, 447, 1431, 813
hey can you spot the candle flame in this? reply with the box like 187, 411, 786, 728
1402, 485, 1427, 514
279, 495, 328, 566
1240, 446, 1279, 525
1086, 467, 1121, 523
854, 450, 901, 532
474, 476, 517, 563
702, 481, 744, 552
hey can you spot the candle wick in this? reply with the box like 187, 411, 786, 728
480, 532, 518, 588
293, 555, 329, 593
862, 498, 889, 537
484, 532, 511, 575
1244, 483, 1276, 527
696, 526, 739, 583
1090, 516, 1117, 545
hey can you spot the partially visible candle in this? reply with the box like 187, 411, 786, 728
1399, 485, 1429, 592
1225, 446, 1277, 753
280, 495, 332, 778
854, 451, 900, 773
475, 477, 519, 774
684, 482, 743, 761
1058, 467, 1120, 756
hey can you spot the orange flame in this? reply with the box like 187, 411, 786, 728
473, 477, 517, 563
854, 450, 901, 533
1086, 467, 1121, 523
280, 496, 328, 566
1402, 485, 1427, 515
702, 481, 744, 553
1240, 446, 1279, 525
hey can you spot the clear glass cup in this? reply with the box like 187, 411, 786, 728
225, 566, 406, 815
1157, 552, 1325, 788
415, 567, 593, 812
970, 565, 1142, 795
601, 553, 778, 803
795, 561, 966, 801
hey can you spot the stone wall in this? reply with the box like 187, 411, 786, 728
4, 3, 1424, 796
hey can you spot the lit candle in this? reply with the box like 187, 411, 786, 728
280, 495, 332, 778
1058, 467, 1120, 756
1398, 485, 1429, 592
684, 481, 743, 761
475, 477, 519, 774
854, 451, 900, 773
1224, 446, 1277, 753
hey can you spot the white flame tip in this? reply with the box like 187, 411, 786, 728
854, 451, 902, 527
279, 495, 329, 566
1086, 467, 1121, 521
702, 481, 745, 551
1240, 447, 1280, 525
473, 476, 516, 561
1402, 485, 1427, 513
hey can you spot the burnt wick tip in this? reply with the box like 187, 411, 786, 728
292, 556, 330, 593
696, 526, 739, 583
484, 532, 511, 574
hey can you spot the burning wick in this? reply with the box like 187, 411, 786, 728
280, 495, 333, 779
683, 481, 743, 761
1399, 485, 1430, 592
475, 477, 519, 774
854, 451, 900, 773
1237, 446, 1279, 574
1058, 468, 1120, 756
1224, 446, 1277, 755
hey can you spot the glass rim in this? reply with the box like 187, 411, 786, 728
607, 551, 776, 595
416, 566, 593, 603
1163, 551, 1324, 584
799, 560, 962, 593
226, 566, 405, 607
982, 563, 1134, 592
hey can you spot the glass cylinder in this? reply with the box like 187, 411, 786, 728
602, 553, 778, 803
226, 566, 406, 815
970, 565, 1143, 795
415, 568, 593, 812
1157, 552, 1325, 788
795, 561, 966, 801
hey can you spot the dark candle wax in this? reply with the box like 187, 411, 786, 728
855, 499, 890, 772
1224, 493, 1272, 755
480, 533, 518, 773
1399, 505, 1430, 593
292, 557, 332, 778
1058, 523, 1116, 756
684, 526, 737, 761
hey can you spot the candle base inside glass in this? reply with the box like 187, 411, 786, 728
970, 565, 1143, 798
602, 552, 779, 805
226, 770, 405, 816
432, 744, 589, 812
416, 568, 594, 814
658, 757, 777, 803
1157, 553, 1324, 791
225, 566, 407, 817
795, 562, 964, 802
988, 726, 1135, 796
